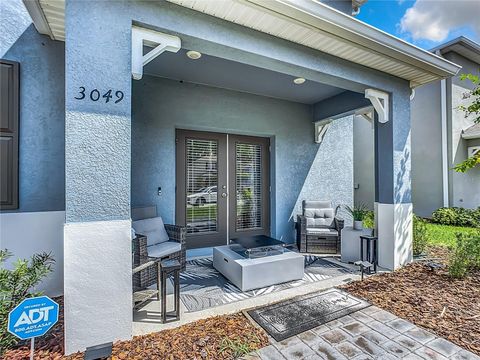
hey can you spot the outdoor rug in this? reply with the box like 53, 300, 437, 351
178, 256, 354, 312
247, 288, 370, 341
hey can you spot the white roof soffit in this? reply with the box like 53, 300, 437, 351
24, 0, 461, 88
166, 0, 460, 88
23, 0, 65, 41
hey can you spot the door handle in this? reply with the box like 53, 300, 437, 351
221, 192, 228, 198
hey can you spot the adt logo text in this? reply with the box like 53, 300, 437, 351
8, 296, 59, 340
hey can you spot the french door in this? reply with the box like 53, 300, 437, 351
176, 130, 270, 249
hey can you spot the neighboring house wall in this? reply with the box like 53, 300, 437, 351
411, 82, 443, 217
353, 49, 480, 217
353, 115, 375, 210
444, 51, 480, 209
131, 76, 354, 244
321, 0, 353, 14
0, 0, 65, 296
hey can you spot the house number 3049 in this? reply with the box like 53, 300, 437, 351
74, 87, 124, 104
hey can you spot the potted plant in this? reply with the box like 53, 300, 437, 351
344, 204, 368, 230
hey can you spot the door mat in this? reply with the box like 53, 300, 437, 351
247, 288, 370, 341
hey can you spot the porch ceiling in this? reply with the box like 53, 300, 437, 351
24, 0, 461, 88
144, 49, 346, 104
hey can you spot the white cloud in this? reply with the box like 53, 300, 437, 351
399, 0, 480, 42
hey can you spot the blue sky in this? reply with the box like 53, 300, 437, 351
356, 0, 480, 50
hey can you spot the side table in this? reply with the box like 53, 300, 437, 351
160, 259, 181, 323
359, 235, 378, 274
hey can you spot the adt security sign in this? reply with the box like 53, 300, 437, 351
8, 296, 59, 340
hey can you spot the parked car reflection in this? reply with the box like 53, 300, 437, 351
187, 186, 217, 206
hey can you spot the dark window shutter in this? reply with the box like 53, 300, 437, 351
0, 60, 19, 210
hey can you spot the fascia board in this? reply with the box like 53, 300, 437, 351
244, 0, 461, 78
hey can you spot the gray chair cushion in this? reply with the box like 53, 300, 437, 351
303, 200, 332, 210
306, 228, 338, 236
303, 200, 335, 229
147, 241, 182, 258
132, 216, 169, 246
306, 216, 334, 228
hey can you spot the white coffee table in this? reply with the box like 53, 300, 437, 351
213, 245, 304, 292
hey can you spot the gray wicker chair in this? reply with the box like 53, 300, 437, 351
131, 207, 186, 289
132, 224, 186, 289
296, 200, 344, 254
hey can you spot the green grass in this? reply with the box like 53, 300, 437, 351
425, 223, 479, 247
186, 204, 217, 220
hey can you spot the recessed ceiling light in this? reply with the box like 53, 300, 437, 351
186, 50, 202, 60
293, 77, 306, 85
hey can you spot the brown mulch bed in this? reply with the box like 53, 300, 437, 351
342, 247, 480, 355
4, 309, 268, 360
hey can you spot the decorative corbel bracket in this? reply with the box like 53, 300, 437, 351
132, 26, 181, 80
355, 106, 374, 128
314, 119, 332, 144
365, 89, 389, 123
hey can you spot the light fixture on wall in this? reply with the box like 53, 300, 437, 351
186, 50, 202, 60
293, 77, 306, 85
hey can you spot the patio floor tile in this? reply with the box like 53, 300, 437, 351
257, 345, 286, 360
414, 346, 449, 360
325, 319, 344, 329
426, 337, 463, 358
369, 309, 397, 322
350, 311, 375, 324
338, 315, 356, 325
311, 324, 330, 335
451, 349, 480, 360
365, 320, 401, 338
352, 336, 386, 358
321, 328, 352, 345
403, 353, 424, 360
385, 318, 416, 333
392, 334, 423, 351
311, 338, 348, 360
342, 322, 371, 336
279, 340, 317, 359
360, 306, 382, 316
273, 335, 303, 350
360, 330, 390, 345
298, 330, 323, 348
380, 339, 411, 357
335, 341, 363, 359
405, 327, 437, 345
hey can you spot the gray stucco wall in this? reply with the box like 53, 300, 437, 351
0, 0, 65, 213
411, 82, 443, 217
353, 115, 375, 210
445, 51, 480, 210
132, 76, 354, 243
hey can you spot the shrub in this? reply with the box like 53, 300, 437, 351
0, 249, 55, 354
363, 210, 375, 229
431, 207, 479, 228
448, 232, 480, 278
344, 203, 369, 221
413, 215, 428, 256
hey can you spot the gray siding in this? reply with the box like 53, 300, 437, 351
444, 51, 480, 210
0, 0, 65, 213
131, 76, 354, 243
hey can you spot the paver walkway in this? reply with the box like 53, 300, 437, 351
244, 305, 479, 360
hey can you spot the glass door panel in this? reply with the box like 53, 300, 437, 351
186, 138, 218, 234
176, 130, 227, 249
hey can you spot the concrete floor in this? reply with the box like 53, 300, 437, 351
132, 256, 363, 336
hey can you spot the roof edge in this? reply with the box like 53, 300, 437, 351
22, 0, 54, 39
245, 0, 461, 82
